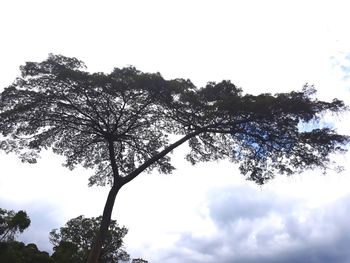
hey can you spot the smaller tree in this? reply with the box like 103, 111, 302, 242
0, 241, 52, 263
0, 208, 31, 242
51, 241, 81, 263
50, 215, 129, 263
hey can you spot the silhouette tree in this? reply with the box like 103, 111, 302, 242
0, 241, 52, 263
0, 54, 348, 262
50, 215, 129, 263
0, 209, 50, 263
51, 241, 81, 263
0, 208, 31, 242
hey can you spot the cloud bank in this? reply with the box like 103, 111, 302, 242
152, 183, 350, 263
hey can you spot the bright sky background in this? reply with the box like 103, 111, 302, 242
1, 1, 350, 262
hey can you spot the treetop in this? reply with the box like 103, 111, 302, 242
0, 54, 348, 185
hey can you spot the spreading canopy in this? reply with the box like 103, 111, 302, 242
0, 54, 348, 186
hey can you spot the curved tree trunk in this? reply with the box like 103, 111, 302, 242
86, 131, 203, 263
87, 183, 122, 263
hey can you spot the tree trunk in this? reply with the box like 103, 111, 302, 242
87, 183, 122, 263
86, 131, 204, 263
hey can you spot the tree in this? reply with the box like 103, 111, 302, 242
50, 215, 129, 263
0, 241, 52, 263
0, 208, 31, 242
0, 208, 51, 263
51, 241, 81, 263
0, 54, 348, 262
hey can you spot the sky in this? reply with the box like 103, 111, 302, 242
0, 1, 350, 262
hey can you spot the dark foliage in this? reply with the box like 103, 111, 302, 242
50, 215, 129, 263
0, 54, 348, 185
1, 54, 348, 262
0, 208, 146, 263
171, 82, 349, 184
0, 241, 52, 263
51, 241, 81, 263
132, 259, 148, 263
0, 208, 31, 242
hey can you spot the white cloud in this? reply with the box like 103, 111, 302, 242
149, 181, 350, 263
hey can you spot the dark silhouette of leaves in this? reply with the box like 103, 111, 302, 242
0, 208, 31, 242
50, 215, 129, 263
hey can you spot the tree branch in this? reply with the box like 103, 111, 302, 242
120, 129, 202, 185
107, 140, 120, 183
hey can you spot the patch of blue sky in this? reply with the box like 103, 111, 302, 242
298, 119, 335, 133
340, 65, 350, 73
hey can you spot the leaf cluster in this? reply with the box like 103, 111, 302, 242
0, 54, 189, 185
173, 83, 349, 183
0, 208, 31, 242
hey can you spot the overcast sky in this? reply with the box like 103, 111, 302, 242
0, 1, 350, 262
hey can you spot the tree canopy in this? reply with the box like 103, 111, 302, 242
1, 54, 348, 262
0, 55, 348, 185
0, 208, 52, 263
0, 241, 53, 263
0, 208, 31, 242
50, 215, 129, 263
0, 208, 147, 263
